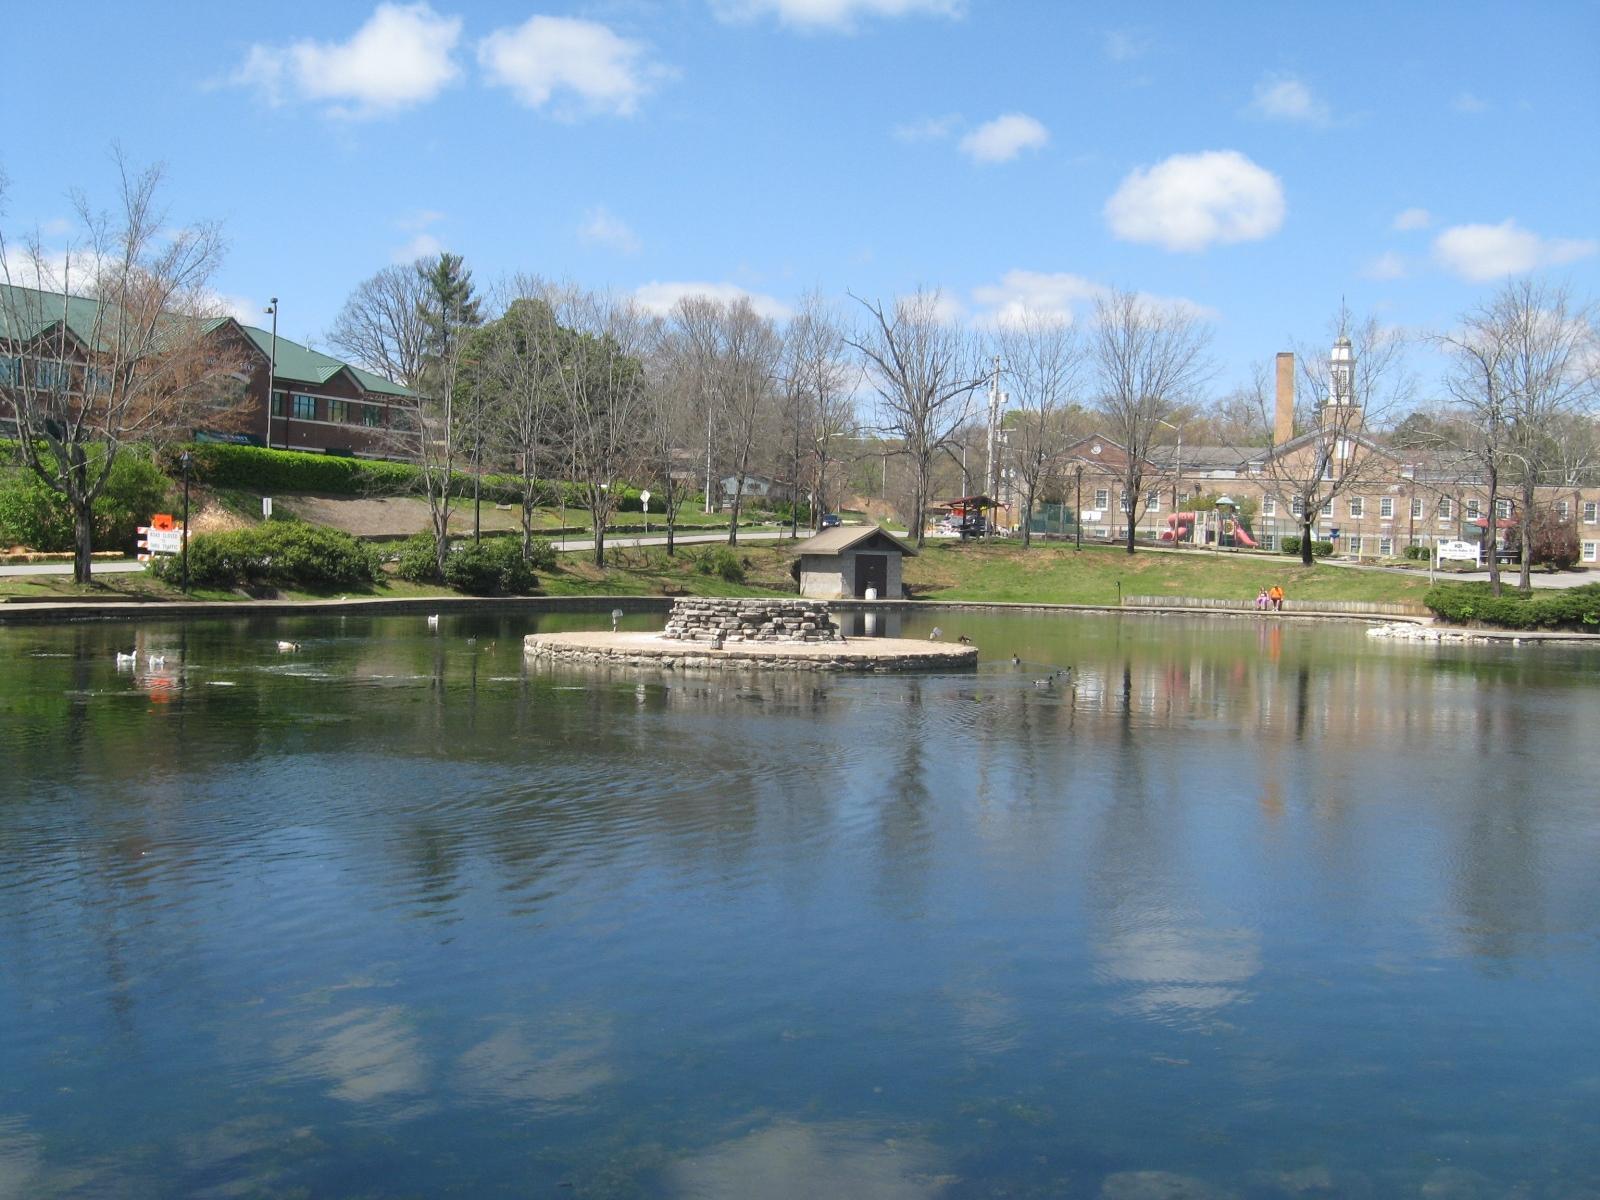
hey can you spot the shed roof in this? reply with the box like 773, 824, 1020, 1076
798, 524, 917, 557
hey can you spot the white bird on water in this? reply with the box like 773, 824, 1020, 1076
148, 654, 166, 669
114, 650, 137, 667
427, 614, 440, 630
276, 640, 301, 653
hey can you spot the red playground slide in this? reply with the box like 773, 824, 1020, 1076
1163, 512, 1196, 542
1230, 521, 1259, 547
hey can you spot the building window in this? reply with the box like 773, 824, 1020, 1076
1439, 497, 1453, 520
1411, 497, 1424, 519
1321, 500, 1333, 517
1584, 541, 1599, 564
0, 355, 20, 385
1466, 499, 1481, 519
1349, 496, 1365, 518
1119, 492, 1131, 513
1495, 498, 1511, 519
362, 404, 384, 427
1380, 537, 1393, 556
292, 393, 316, 420
33, 360, 65, 390
1557, 499, 1570, 520
1347, 534, 1363, 555
1262, 496, 1276, 516
1585, 501, 1597, 524
327, 399, 350, 424
1145, 492, 1160, 514
1094, 489, 1109, 510
1291, 496, 1304, 517
1379, 497, 1394, 519
271, 390, 287, 416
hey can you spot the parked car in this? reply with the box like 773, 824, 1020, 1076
820, 513, 842, 528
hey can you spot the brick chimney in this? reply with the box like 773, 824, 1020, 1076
1274, 352, 1295, 446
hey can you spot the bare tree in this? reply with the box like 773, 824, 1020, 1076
1432, 281, 1598, 591
1252, 307, 1412, 565
667, 296, 780, 546
0, 157, 248, 583
782, 294, 857, 533
477, 279, 566, 561
328, 263, 430, 389
547, 287, 653, 567
1090, 289, 1213, 554
994, 312, 1083, 547
641, 319, 699, 556
848, 289, 984, 548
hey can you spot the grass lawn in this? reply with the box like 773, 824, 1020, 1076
904, 540, 1438, 606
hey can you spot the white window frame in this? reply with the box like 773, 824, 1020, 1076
1495, 498, 1512, 519
1585, 501, 1598, 524
1466, 499, 1481, 519
1411, 497, 1424, 519
1379, 497, 1394, 519
1262, 496, 1276, 516
1439, 497, 1453, 520
1094, 488, 1110, 511
1349, 496, 1365, 518
1584, 541, 1599, 564
1379, 536, 1393, 556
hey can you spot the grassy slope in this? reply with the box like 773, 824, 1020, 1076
905, 541, 1437, 606
0, 539, 1463, 609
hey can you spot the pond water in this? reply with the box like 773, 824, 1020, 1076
2, 607, 1598, 1199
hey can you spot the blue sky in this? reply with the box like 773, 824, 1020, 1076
3, 0, 1597, 392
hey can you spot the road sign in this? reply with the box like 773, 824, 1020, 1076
138, 525, 186, 555
262, 496, 273, 518
639, 489, 650, 513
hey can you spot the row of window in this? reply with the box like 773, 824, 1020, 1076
0, 356, 112, 392
270, 391, 386, 428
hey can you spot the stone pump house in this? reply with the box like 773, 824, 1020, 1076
798, 525, 916, 599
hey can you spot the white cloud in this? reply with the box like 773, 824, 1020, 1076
1104, 150, 1285, 252
1453, 91, 1490, 114
711, 0, 963, 33
579, 207, 641, 255
478, 16, 663, 117
231, 2, 462, 118
634, 281, 793, 320
958, 113, 1049, 165
1103, 29, 1149, 62
1362, 251, 1408, 281
1433, 220, 1597, 282
971, 270, 1104, 327
204, 293, 265, 325
393, 232, 444, 262
1391, 207, 1432, 232
892, 113, 960, 143
1246, 73, 1331, 125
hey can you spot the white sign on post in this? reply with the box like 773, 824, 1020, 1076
639, 489, 650, 513
1437, 539, 1481, 564
137, 525, 186, 559
1081, 509, 1104, 522
262, 496, 273, 519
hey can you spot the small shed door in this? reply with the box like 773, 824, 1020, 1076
855, 553, 888, 598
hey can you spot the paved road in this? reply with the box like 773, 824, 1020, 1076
0, 528, 813, 577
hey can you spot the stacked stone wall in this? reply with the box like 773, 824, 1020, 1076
661, 597, 840, 644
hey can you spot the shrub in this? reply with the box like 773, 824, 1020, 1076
0, 453, 170, 553
1278, 536, 1334, 558
149, 523, 380, 589
1424, 581, 1600, 630
694, 545, 745, 583
1403, 544, 1432, 560
442, 537, 538, 596
524, 538, 557, 571
394, 532, 444, 583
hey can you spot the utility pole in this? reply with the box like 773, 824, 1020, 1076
984, 354, 1002, 537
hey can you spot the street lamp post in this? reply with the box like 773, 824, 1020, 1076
264, 298, 279, 449
180, 451, 192, 593
1074, 463, 1084, 552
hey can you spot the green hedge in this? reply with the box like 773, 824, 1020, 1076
148, 523, 381, 590
391, 532, 540, 594
159, 442, 642, 509
1424, 581, 1600, 630
693, 546, 746, 583
1279, 536, 1334, 558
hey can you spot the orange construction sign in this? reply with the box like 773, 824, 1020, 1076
151, 513, 176, 531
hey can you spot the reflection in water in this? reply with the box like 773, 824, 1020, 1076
667, 1121, 946, 1200
2, 610, 1599, 1196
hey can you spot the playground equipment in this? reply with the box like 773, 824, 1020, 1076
1160, 511, 1258, 547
